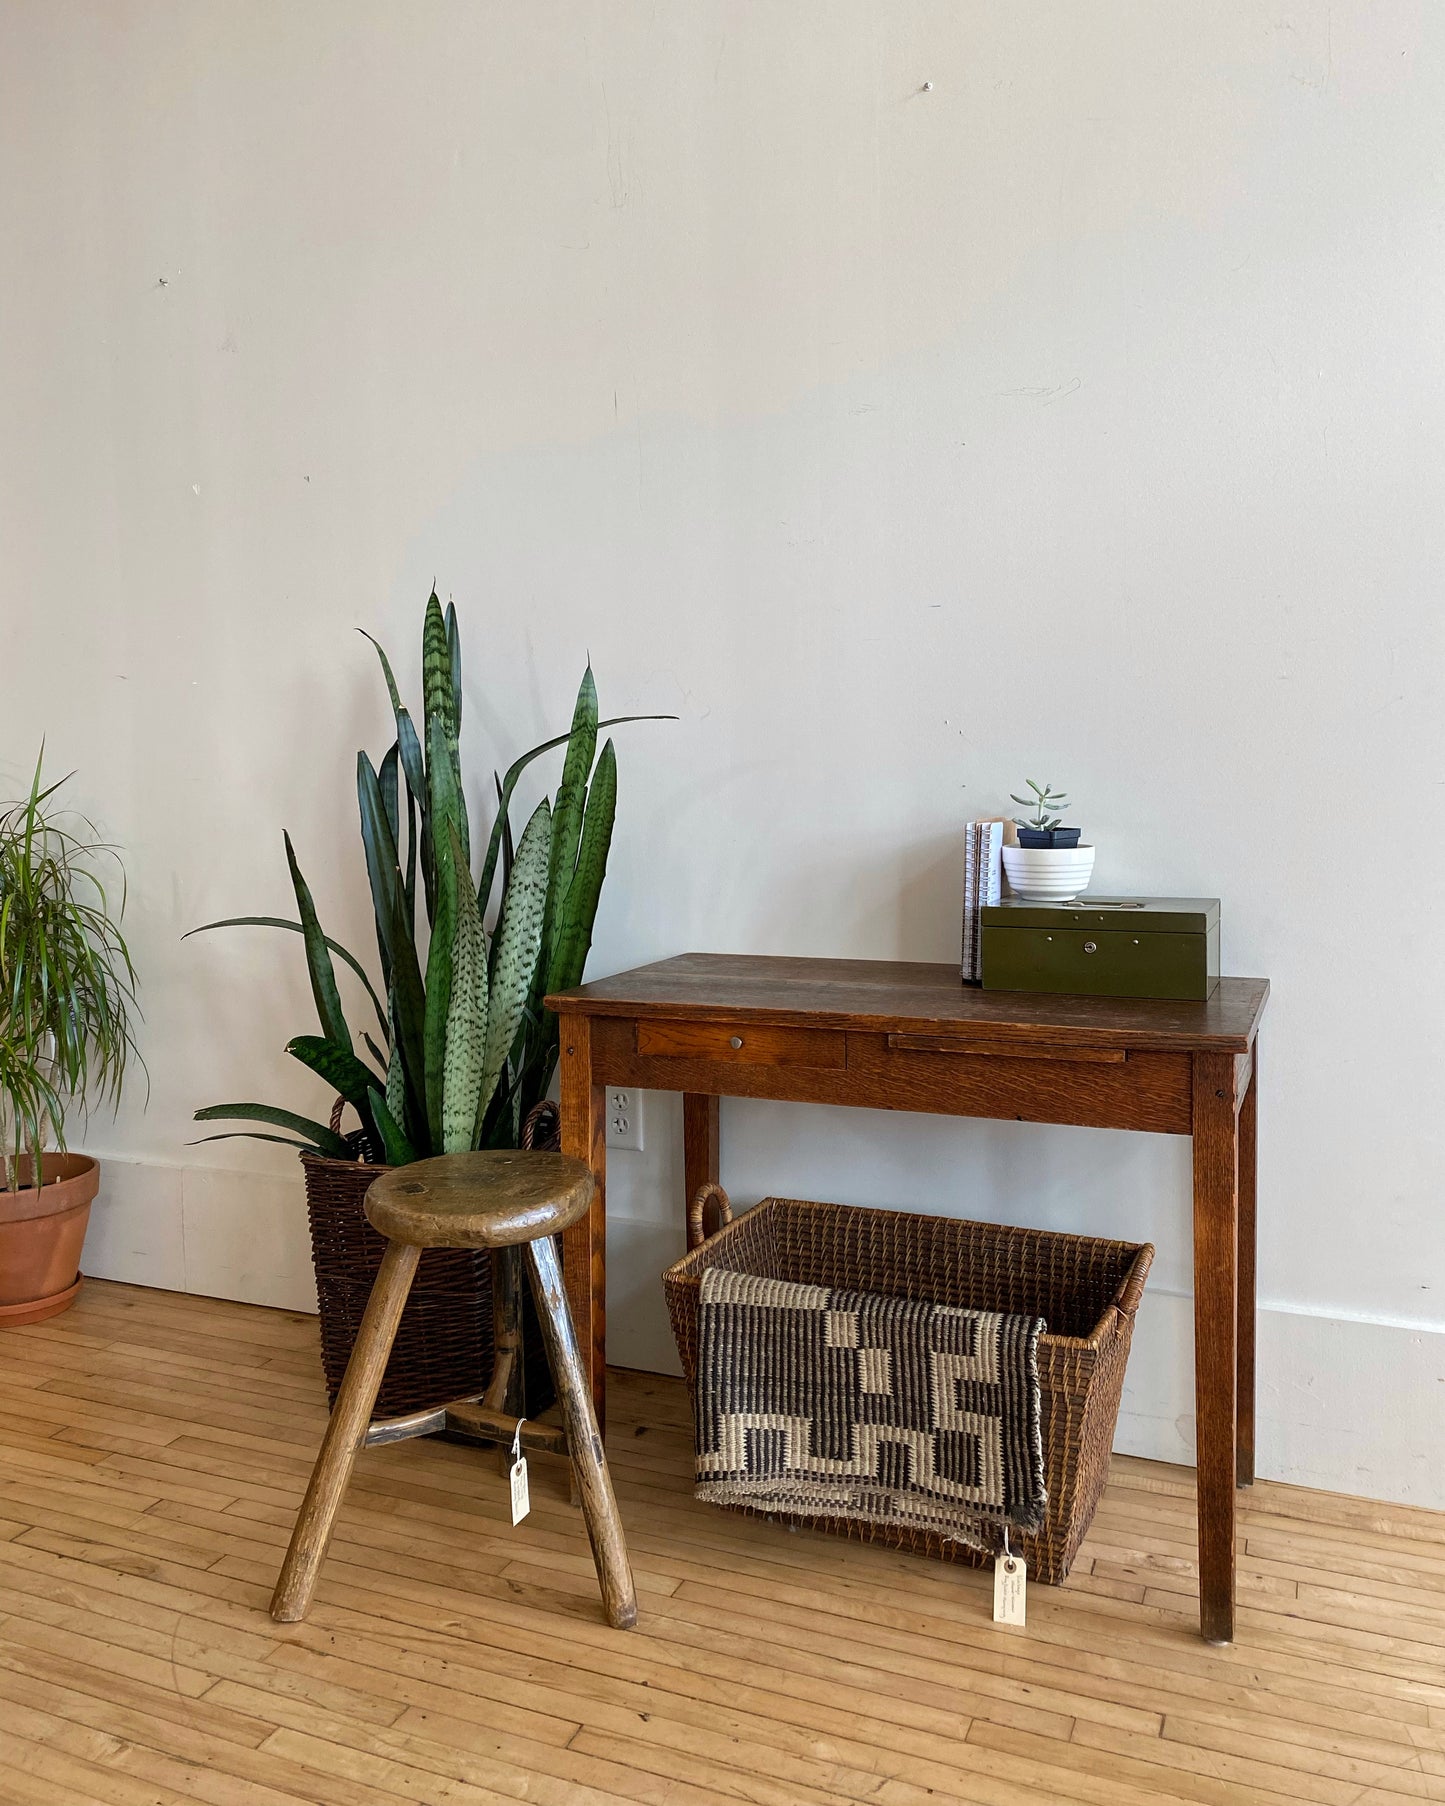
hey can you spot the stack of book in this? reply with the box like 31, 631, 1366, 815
961, 820, 1004, 982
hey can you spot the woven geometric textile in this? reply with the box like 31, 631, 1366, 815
695, 1268, 1047, 1549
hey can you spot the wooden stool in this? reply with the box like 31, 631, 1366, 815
270, 1151, 637, 1631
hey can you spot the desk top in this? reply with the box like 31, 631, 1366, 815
548, 954, 1269, 1054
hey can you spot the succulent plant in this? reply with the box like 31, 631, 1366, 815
1010, 780, 1071, 834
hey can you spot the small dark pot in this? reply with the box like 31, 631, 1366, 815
1016, 827, 1081, 849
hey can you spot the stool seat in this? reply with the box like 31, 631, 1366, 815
365, 1151, 594, 1249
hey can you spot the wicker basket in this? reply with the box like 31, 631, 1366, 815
664, 1192, 1153, 1584
301, 1100, 559, 1421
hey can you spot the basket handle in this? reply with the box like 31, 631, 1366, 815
1112, 1242, 1156, 1322
521, 1099, 561, 1151
688, 1183, 734, 1250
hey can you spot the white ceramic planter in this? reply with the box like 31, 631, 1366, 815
1002, 844, 1096, 902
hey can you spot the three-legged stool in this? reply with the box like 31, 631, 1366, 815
270, 1150, 637, 1630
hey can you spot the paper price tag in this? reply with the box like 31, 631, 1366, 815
993, 1552, 1027, 1626
509, 1420, 530, 1525
510, 1456, 530, 1525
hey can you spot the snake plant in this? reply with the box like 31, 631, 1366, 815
191, 592, 664, 1163
1, 751, 143, 1190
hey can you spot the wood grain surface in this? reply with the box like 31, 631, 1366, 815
636, 1019, 847, 1067
559, 1016, 608, 1431
269, 1240, 420, 1622
524, 1235, 638, 1631
549, 953, 1269, 1052
364, 1153, 595, 1250
681, 1093, 720, 1222
1237, 1042, 1259, 1490
1, 1278, 1440, 1806
1192, 1051, 1241, 1645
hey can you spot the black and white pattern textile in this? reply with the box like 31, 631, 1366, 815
695, 1268, 1046, 1548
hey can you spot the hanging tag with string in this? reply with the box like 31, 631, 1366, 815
509, 1420, 530, 1525
993, 1527, 1026, 1626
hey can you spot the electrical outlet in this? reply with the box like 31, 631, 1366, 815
605, 1087, 643, 1152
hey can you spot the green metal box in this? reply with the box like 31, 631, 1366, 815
979, 897, 1220, 1001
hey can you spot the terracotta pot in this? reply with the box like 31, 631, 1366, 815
0, 1152, 100, 1325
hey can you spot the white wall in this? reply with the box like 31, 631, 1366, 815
4, 2, 1443, 1502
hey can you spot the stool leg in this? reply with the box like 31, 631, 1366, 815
524, 1233, 637, 1630
271, 1239, 421, 1623
487, 1245, 525, 1476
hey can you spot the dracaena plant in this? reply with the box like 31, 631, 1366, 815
191, 593, 662, 1164
0, 751, 143, 1191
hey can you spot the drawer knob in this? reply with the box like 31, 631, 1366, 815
1083, 941, 1098, 954
729, 1035, 744, 1050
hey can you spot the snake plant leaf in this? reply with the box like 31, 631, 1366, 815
182, 917, 389, 1040
546, 666, 598, 926
193, 1102, 352, 1159
359, 629, 404, 718
474, 711, 671, 924
384, 1023, 406, 1128
357, 752, 397, 988
190, 1131, 339, 1153
360, 712, 426, 926
368, 1086, 417, 1166
423, 869, 454, 1153
397, 706, 434, 926
403, 784, 418, 929
358, 752, 427, 1134
421, 592, 468, 855
546, 737, 616, 995
479, 796, 551, 1135
486, 771, 517, 986
442, 820, 488, 1154
446, 599, 462, 736
393, 708, 426, 814
420, 679, 466, 939
387, 886, 429, 1148
360, 630, 429, 918
285, 1036, 385, 1111
422, 591, 457, 747
378, 744, 400, 851
496, 773, 515, 889
283, 833, 352, 1052
426, 710, 464, 869
422, 714, 461, 1153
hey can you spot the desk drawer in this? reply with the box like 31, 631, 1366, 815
845, 1032, 1192, 1135
635, 1019, 846, 1068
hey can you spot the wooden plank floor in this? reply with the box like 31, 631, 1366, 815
2, 1281, 1444, 1805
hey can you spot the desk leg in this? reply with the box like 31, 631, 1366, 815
1193, 1051, 1240, 1645
559, 1014, 607, 1434
683, 1094, 720, 1237
1237, 1044, 1258, 1489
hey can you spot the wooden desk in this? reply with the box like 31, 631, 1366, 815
547, 953, 1268, 1643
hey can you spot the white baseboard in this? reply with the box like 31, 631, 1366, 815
79, 1157, 1445, 1510
82, 1152, 318, 1314
1118, 1286, 1445, 1509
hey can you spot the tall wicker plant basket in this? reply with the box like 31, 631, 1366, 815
665, 1193, 1153, 1585
302, 1101, 559, 1420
